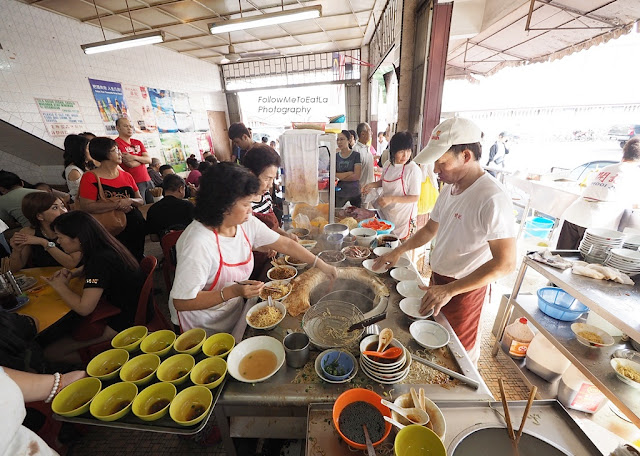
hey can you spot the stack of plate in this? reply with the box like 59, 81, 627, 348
604, 248, 640, 277
579, 228, 625, 263
359, 335, 412, 384
622, 234, 640, 251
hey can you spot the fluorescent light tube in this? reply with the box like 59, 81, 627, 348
209, 6, 321, 34
82, 31, 165, 55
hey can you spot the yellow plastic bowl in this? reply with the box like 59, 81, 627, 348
52, 377, 102, 417
119, 353, 160, 386
90, 382, 138, 422
202, 333, 235, 358
394, 425, 446, 456
190, 357, 227, 389
169, 385, 212, 426
132, 382, 176, 421
157, 354, 196, 385
86, 349, 129, 381
174, 328, 206, 355
140, 330, 176, 357
111, 326, 148, 352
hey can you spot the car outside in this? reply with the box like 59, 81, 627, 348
532, 160, 617, 184
608, 124, 640, 148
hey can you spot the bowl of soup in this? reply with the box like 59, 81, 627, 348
86, 349, 129, 381
111, 326, 148, 352
226, 335, 285, 383
202, 333, 235, 358
190, 357, 227, 389
157, 354, 195, 385
90, 382, 138, 422
132, 382, 176, 422
140, 330, 176, 357
119, 353, 160, 386
169, 386, 212, 426
52, 377, 102, 417
174, 328, 206, 355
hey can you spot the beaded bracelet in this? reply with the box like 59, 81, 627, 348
44, 372, 61, 404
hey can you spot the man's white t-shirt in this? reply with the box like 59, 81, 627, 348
353, 141, 374, 189
562, 162, 640, 230
169, 217, 279, 327
429, 173, 516, 279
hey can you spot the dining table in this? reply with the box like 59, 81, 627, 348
16, 266, 84, 333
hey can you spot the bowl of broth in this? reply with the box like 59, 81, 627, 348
132, 382, 176, 422
332, 388, 392, 450
190, 357, 227, 389
119, 353, 160, 386
174, 328, 207, 355
169, 386, 212, 426
157, 354, 195, 385
90, 382, 138, 422
86, 349, 129, 381
226, 335, 285, 383
52, 377, 102, 417
140, 330, 176, 357
111, 326, 148, 352
202, 333, 235, 358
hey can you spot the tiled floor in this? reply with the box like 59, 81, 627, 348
60, 241, 530, 456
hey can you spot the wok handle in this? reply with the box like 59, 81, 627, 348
347, 311, 387, 332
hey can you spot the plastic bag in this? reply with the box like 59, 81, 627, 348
293, 214, 311, 231
363, 187, 383, 205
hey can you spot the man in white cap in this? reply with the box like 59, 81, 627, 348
374, 117, 516, 363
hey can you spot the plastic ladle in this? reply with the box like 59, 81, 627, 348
362, 347, 404, 359
381, 399, 430, 426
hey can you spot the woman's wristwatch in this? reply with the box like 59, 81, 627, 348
45, 241, 56, 251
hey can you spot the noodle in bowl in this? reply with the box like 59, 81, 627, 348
246, 301, 287, 330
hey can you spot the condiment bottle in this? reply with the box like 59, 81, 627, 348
501, 317, 534, 359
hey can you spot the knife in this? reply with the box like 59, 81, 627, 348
347, 311, 387, 332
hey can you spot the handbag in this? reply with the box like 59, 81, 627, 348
89, 171, 127, 236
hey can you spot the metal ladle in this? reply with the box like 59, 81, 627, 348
381, 399, 430, 426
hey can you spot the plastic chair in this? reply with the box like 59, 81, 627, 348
160, 230, 183, 293
135, 256, 172, 331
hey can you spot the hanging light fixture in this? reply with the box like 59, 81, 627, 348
81, 0, 165, 54
209, 5, 321, 35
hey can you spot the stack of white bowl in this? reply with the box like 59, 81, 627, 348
622, 234, 640, 251
604, 248, 640, 277
579, 228, 625, 263
359, 335, 412, 384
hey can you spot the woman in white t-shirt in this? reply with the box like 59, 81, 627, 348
169, 163, 338, 335
62, 134, 90, 202
362, 132, 422, 239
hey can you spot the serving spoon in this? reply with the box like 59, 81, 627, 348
377, 328, 393, 352
362, 347, 404, 359
381, 399, 430, 426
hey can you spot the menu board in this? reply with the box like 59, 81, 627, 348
88, 78, 128, 135
35, 98, 86, 137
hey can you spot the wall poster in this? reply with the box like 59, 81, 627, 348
122, 84, 158, 134
148, 88, 178, 133
88, 78, 128, 135
159, 133, 186, 172
35, 98, 86, 137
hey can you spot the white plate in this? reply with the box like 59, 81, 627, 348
570, 323, 615, 348
410, 320, 450, 349
359, 357, 411, 384
610, 358, 640, 389
372, 247, 411, 268
362, 258, 387, 275
397, 280, 426, 299
16, 276, 38, 291
361, 347, 411, 376
399, 297, 433, 320
245, 300, 287, 330
390, 268, 417, 282
227, 336, 285, 383
609, 248, 640, 261
585, 228, 625, 240
314, 349, 358, 384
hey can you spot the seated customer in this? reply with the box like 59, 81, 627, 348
146, 174, 194, 240
9, 192, 82, 271
42, 211, 145, 363
185, 158, 201, 187
0, 171, 40, 227
159, 164, 175, 179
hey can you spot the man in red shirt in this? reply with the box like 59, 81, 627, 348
115, 117, 154, 203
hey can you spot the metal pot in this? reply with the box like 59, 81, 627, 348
323, 223, 349, 238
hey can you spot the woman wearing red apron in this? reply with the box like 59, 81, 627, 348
170, 163, 337, 336
241, 144, 298, 280
362, 132, 422, 240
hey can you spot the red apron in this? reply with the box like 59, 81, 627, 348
381, 164, 415, 240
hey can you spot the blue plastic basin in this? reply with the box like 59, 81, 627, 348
536, 287, 589, 321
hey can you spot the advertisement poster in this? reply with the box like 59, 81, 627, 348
148, 88, 178, 133
172, 91, 194, 132
35, 98, 86, 137
88, 78, 128, 135
196, 132, 213, 155
122, 84, 158, 134
178, 133, 201, 159
159, 133, 186, 172
138, 132, 163, 161
192, 111, 210, 132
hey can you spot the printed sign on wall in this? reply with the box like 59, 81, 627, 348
35, 98, 86, 137
122, 85, 158, 134
88, 78, 128, 135
148, 88, 178, 133
159, 133, 186, 172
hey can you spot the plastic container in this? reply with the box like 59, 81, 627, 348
524, 216, 554, 240
558, 365, 608, 414
501, 317, 534, 359
282, 215, 293, 232
537, 287, 589, 321
525, 333, 571, 382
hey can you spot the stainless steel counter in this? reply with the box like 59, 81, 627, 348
215, 270, 492, 455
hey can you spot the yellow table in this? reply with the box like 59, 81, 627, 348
16, 267, 84, 333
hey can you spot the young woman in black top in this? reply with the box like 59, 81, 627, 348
9, 192, 82, 271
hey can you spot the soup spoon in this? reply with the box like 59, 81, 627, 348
376, 328, 393, 352
362, 347, 404, 359
381, 399, 430, 426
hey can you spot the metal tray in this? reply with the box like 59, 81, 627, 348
54, 351, 226, 435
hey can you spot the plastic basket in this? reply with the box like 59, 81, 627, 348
536, 287, 589, 321
524, 217, 554, 240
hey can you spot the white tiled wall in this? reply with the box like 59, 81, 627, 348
0, 0, 227, 184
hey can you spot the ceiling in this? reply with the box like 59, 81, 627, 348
446, 0, 640, 77
19, 0, 386, 64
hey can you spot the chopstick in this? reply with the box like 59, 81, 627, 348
234, 280, 280, 292
515, 386, 537, 442
498, 379, 516, 441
